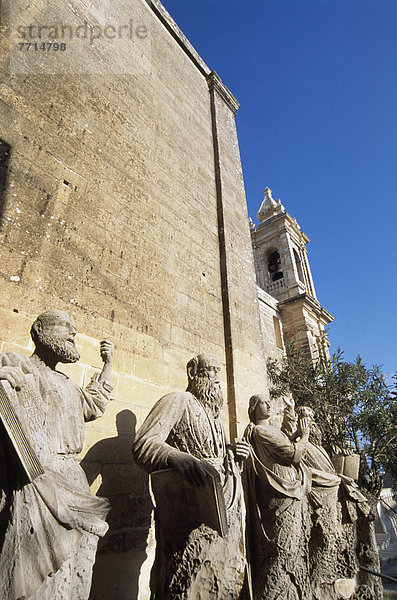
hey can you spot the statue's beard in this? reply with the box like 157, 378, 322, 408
36, 331, 80, 364
189, 375, 224, 418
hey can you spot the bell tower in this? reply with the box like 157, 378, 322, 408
251, 188, 333, 359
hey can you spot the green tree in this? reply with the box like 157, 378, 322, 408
267, 343, 397, 490
266, 343, 397, 598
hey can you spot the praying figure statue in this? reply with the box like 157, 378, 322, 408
295, 406, 369, 599
243, 394, 312, 600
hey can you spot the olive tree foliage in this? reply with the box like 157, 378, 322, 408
266, 342, 397, 497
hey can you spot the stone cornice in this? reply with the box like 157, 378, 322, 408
207, 71, 240, 114
254, 211, 310, 244
320, 308, 334, 324
144, 3, 241, 113
279, 293, 334, 324
145, 0, 210, 77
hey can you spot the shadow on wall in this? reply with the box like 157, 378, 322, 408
81, 409, 153, 600
0, 140, 11, 227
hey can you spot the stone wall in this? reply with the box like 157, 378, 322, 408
257, 287, 285, 361
0, 1, 267, 597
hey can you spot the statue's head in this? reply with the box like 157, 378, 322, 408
30, 309, 80, 364
248, 394, 276, 424
296, 405, 314, 420
186, 353, 223, 417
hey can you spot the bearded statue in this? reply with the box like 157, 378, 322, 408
132, 353, 249, 600
0, 309, 113, 600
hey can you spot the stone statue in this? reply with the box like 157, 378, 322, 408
132, 353, 250, 600
243, 394, 312, 600
294, 406, 343, 600
295, 406, 369, 600
0, 309, 114, 600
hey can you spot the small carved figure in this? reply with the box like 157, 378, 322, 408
132, 353, 249, 600
0, 310, 113, 600
295, 406, 342, 599
296, 406, 369, 599
243, 394, 312, 600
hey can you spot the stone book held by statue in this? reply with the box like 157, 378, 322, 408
150, 460, 228, 537
0, 379, 45, 481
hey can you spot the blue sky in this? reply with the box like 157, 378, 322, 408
163, 0, 397, 376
